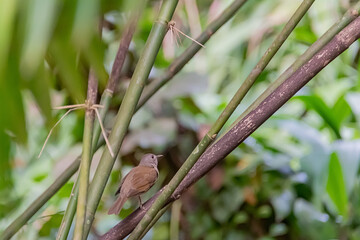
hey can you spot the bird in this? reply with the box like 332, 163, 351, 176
108, 153, 162, 215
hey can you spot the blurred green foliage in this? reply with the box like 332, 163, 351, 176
1, 0, 360, 239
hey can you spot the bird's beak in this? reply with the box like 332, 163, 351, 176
156, 155, 164, 158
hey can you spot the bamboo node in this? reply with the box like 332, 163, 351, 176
206, 133, 217, 140
104, 89, 114, 95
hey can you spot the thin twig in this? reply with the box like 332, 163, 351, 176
53, 104, 103, 110
38, 107, 83, 158
53, 104, 86, 109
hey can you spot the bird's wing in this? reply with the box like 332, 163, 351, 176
126, 166, 158, 197
115, 173, 129, 196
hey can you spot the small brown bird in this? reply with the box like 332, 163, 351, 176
108, 153, 162, 215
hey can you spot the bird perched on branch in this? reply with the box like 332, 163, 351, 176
108, 153, 162, 215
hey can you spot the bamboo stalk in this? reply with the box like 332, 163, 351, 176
101, 15, 360, 240
127, 1, 315, 238
136, 0, 248, 110
170, 201, 181, 240
81, 0, 179, 238
55, 93, 113, 240
138, 205, 170, 239
56, 177, 79, 240
73, 69, 98, 240
56, 14, 140, 240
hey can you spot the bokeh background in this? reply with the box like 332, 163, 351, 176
1, 0, 360, 239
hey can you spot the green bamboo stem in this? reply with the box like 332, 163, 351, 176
137, 0, 248, 110
139, 205, 170, 239
56, 93, 113, 240
82, 1, 179, 238
56, 177, 79, 240
73, 115, 94, 240
73, 70, 98, 240
223, 1, 360, 135
170, 200, 181, 240
128, 1, 315, 238
56, 13, 141, 239
0, 159, 80, 240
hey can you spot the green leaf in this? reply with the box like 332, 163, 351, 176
38, 213, 63, 237
28, 66, 53, 128
0, 57, 27, 144
332, 140, 360, 194
72, 0, 100, 47
332, 95, 351, 127
21, 0, 60, 76
326, 152, 348, 218
0, 131, 12, 191
49, 38, 86, 103
295, 95, 341, 138
82, 36, 108, 89
293, 21, 317, 44
152, 222, 170, 240
256, 205, 272, 219
271, 190, 294, 222
210, 185, 244, 223
269, 223, 288, 237
0, 131, 20, 218
0, 0, 17, 74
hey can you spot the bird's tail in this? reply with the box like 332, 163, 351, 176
108, 195, 127, 215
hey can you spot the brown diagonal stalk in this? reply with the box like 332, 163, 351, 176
101, 16, 360, 240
